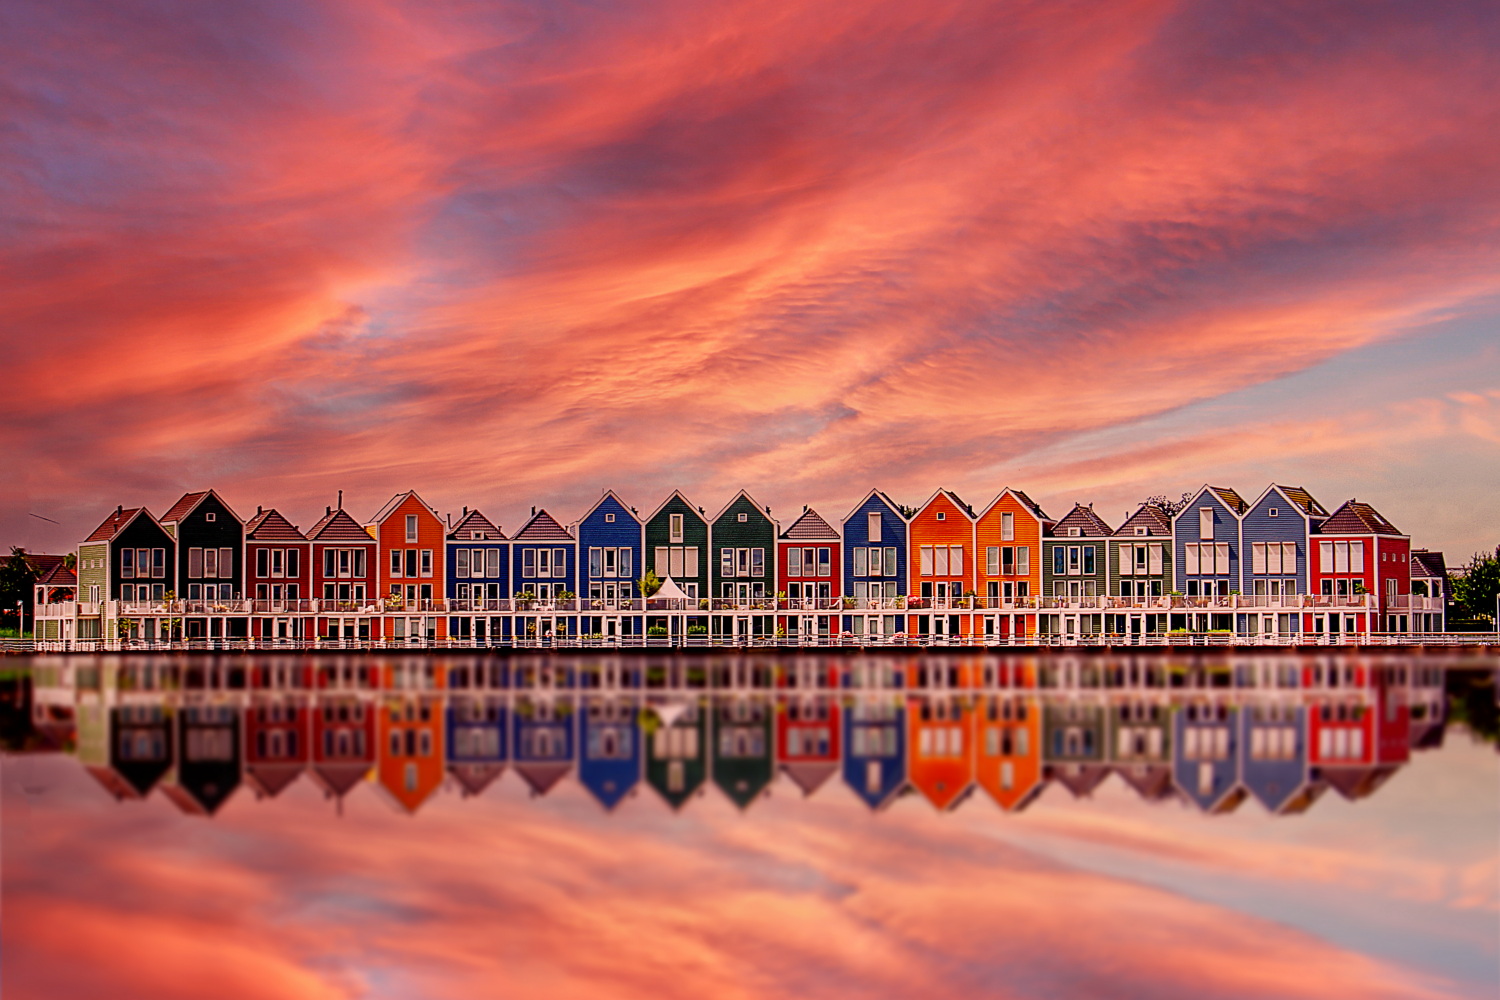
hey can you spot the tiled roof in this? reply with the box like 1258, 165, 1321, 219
1052, 504, 1114, 537
1008, 489, 1051, 523
23, 553, 67, 577
36, 562, 77, 587
1207, 486, 1247, 515
1319, 500, 1401, 536
306, 508, 374, 542
1115, 504, 1172, 536
1410, 550, 1447, 579
245, 508, 306, 541
1275, 485, 1328, 517
161, 491, 209, 524
448, 510, 506, 541
514, 509, 573, 541
84, 507, 145, 543
781, 508, 839, 540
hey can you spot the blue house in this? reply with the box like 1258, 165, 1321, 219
1239, 485, 1327, 637
446, 693, 507, 798
446, 509, 509, 643
512, 694, 575, 796
1172, 485, 1246, 631
840, 489, 909, 639
841, 696, 906, 810
572, 491, 643, 640
1238, 700, 1321, 814
511, 508, 578, 642
578, 694, 642, 810
1172, 702, 1247, 813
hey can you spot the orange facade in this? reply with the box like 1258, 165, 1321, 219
376, 693, 445, 813
975, 490, 1046, 638
908, 490, 976, 636
371, 492, 447, 640
906, 692, 976, 810
975, 694, 1044, 810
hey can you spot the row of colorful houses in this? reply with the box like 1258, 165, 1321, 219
33, 654, 1444, 817
34, 484, 1451, 646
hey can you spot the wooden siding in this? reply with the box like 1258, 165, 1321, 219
841, 492, 908, 597
377, 695, 446, 813
975, 492, 1043, 608
166, 492, 245, 599
644, 493, 710, 600
710, 494, 777, 597
974, 694, 1044, 811
1173, 488, 1242, 594
1241, 487, 1310, 594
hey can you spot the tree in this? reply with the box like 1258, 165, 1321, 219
636, 569, 662, 598
1451, 547, 1500, 625
1141, 493, 1194, 517
0, 547, 39, 628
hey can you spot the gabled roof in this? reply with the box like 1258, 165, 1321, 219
513, 509, 573, 541
1318, 500, 1402, 536
646, 490, 707, 525
1113, 764, 1177, 802
1207, 486, 1247, 515
780, 508, 839, 541
448, 509, 506, 541
781, 761, 837, 796
574, 489, 641, 529
978, 487, 1053, 524
515, 762, 572, 796
245, 508, 306, 541
367, 490, 439, 527
161, 489, 242, 526
307, 508, 374, 543
710, 489, 776, 527
1115, 504, 1173, 537
1274, 485, 1328, 518
1050, 504, 1114, 537
246, 763, 305, 799
84, 507, 149, 543
841, 488, 909, 526
914, 488, 975, 521
1410, 550, 1447, 579
37, 562, 77, 587
1048, 763, 1110, 798
309, 763, 371, 799
449, 762, 506, 798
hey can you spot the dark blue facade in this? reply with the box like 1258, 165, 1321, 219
1173, 487, 1242, 596
445, 695, 508, 765
575, 492, 643, 637
841, 700, 907, 810
512, 697, 576, 777
1238, 705, 1311, 813
1240, 486, 1310, 596
577, 696, 642, 810
1172, 704, 1245, 812
445, 541, 510, 601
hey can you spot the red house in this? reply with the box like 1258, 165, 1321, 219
245, 693, 310, 800
367, 491, 448, 641
308, 505, 379, 643
310, 692, 377, 808
1307, 661, 1410, 799
776, 507, 841, 642
776, 692, 842, 796
1310, 501, 1410, 637
245, 507, 311, 642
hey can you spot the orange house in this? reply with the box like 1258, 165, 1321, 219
367, 490, 447, 641
908, 489, 976, 640
375, 693, 446, 814
906, 692, 976, 811
975, 489, 1052, 641
975, 693, 1046, 811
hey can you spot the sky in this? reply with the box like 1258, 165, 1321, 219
3, 0, 1499, 557
2, 709, 1496, 999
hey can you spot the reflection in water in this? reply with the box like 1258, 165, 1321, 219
4, 651, 1487, 818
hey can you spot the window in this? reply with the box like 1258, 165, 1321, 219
205, 548, 219, 577
1053, 547, 1065, 574
935, 546, 949, 575
405, 515, 418, 542
950, 546, 963, 575
936, 511, 946, 521
1199, 508, 1214, 540
1216, 543, 1230, 574
1268, 507, 1279, 518
121, 548, 135, 579
1002, 546, 1015, 574
818, 547, 831, 577
471, 531, 483, 539
390, 549, 403, 577
523, 548, 536, 577
554, 548, 567, 576
486, 549, 500, 578
853, 547, 868, 576
258, 549, 270, 577
868, 512, 881, 543
787, 547, 802, 576
219, 548, 233, 577
1001, 512, 1014, 541
205, 512, 216, 522
605, 512, 615, 523
153, 548, 165, 579
670, 514, 684, 543
738, 512, 748, 523
1082, 546, 1095, 575
457, 549, 471, 579
1017, 546, 1029, 576
751, 548, 764, 577
986, 546, 999, 576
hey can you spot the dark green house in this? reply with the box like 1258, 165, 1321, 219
709, 491, 777, 639
1041, 504, 1113, 638
644, 491, 710, 637
644, 697, 708, 810
711, 694, 773, 809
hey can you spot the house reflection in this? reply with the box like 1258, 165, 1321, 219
0, 652, 1478, 818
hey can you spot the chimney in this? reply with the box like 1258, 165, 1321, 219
325, 505, 332, 516
446, 513, 452, 529
337, 489, 343, 510
531, 506, 537, 517
463, 506, 468, 517
257, 505, 263, 515
803, 505, 808, 512
116, 505, 123, 516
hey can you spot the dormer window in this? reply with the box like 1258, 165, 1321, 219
738, 513, 748, 522
605, 513, 615, 523
1135, 527, 1147, 536
1068, 527, 1081, 537
471, 531, 483, 539
205, 512, 216, 522
1268, 508, 1279, 518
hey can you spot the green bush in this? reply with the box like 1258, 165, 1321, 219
647, 625, 668, 637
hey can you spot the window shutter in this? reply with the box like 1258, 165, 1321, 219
1281, 542, 1296, 575
868, 512, 881, 543
684, 547, 699, 577
1349, 542, 1364, 574
920, 546, 934, 576
951, 546, 963, 576
655, 546, 670, 573
1252, 543, 1266, 575
1120, 544, 1133, 576
1148, 543, 1163, 575
1184, 544, 1199, 575
1199, 508, 1214, 540
1215, 543, 1229, 575
934, 546, 949, 576
1320, 541, 1334, 574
